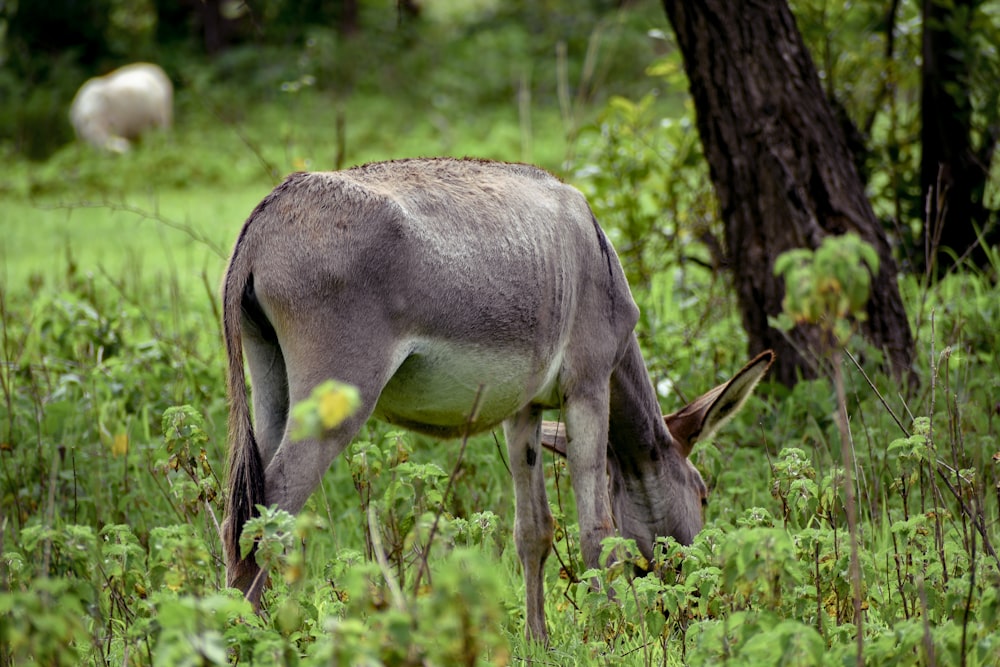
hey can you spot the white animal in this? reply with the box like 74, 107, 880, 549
69, 63, 173, 153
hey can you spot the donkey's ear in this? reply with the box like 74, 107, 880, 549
665, 350, 774, 457
539, 421, 568, 457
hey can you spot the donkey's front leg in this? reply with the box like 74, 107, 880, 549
564, 393, 614, 571
503, 406, 554, 644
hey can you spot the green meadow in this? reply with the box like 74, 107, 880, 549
2, 3, 999, 665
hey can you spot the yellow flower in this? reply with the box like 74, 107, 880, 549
112, 433, 129, 457
317, 383, 360, 430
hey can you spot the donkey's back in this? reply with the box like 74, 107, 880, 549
241, 158, 633, 336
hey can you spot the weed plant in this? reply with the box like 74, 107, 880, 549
3, 24, 1000, 665
4, 159, 1000, 667
5, 203, 999, 665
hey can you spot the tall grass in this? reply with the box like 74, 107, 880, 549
4, 156, 999, 666
3, 18, 999, 663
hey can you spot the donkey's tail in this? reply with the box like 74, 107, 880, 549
221, 241, 266, 591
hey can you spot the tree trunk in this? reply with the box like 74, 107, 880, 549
661, 0, 914, 386
199, 0, 225, 55
339, 0, 359, 35
921, 0, 996, 271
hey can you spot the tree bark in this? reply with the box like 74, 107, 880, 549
199, 0, 225, 55
921, 0, 996, 271
661, 0, 914, 386
340, 0, 359, 35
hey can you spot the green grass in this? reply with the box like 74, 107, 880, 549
2, 187, 252, 294
3, 28, 1000, 666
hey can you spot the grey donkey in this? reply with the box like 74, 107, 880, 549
221, 157, 773, 643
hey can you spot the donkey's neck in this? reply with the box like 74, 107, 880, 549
608, 335, 671, 468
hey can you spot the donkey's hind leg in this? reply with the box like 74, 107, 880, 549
503, 405, 554, 644
258, 313, 401, 523
243, 325, 289, 469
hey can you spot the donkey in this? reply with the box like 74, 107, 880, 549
222, 157, 773, 642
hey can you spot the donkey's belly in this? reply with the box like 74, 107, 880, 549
372, 339, 561, 438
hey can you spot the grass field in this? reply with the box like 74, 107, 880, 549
3, 35, 1000, 667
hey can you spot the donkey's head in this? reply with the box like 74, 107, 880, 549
541, 350, 774, 558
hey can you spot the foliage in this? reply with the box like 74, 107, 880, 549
789, 0, 1000, 267
772, 232, 880, 345
5, 143, 1000, 667
3, 4, 1000, 664
569, 51, 745, 391
573, 90, 710, 288
0, 0, 664, 161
